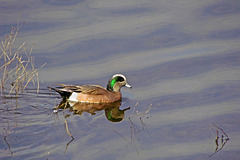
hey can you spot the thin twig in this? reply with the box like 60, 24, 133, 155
65, 119, 74, 139
209, 139, 229, 157
209, 123, 230, 157
212, 123, 229, 139
64, 138, 74, 153
113, 129, 128, 142
4, 136, 13, 155
64, 119, 74, 153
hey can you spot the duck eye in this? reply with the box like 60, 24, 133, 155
118, 76, 124, 82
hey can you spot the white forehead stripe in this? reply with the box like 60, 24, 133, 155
112, 74, 126, 80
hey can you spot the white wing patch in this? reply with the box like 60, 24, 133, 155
68, 92, 78, 102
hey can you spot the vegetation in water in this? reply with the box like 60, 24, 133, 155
0, 22, 45, 97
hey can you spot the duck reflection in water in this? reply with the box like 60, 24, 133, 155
55, 99, 130, 122
49, 74, 132, 122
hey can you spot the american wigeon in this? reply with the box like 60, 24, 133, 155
49, 74, 132, 103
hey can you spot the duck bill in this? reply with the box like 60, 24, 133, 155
125, 83, 132, 88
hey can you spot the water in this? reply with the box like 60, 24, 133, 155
1, 0, 240, 159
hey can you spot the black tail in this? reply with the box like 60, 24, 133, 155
48, 87, 72, 99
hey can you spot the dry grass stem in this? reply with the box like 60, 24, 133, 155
1, 120, 17, 155
65, 119, 74, 139
209, 123, 230, 157
0, 22, 45, 96
64, 119, 74, 153
113, 103, 152, 155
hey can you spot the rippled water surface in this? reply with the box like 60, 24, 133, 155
1, 0, 240, 160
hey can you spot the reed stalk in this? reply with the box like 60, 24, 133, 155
0, 22, 45, 97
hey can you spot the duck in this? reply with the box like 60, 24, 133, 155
49, 74, 132, 103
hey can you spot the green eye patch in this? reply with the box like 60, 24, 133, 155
111, 78, 117, 90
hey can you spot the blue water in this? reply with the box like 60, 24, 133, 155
1, 0, 240, 160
